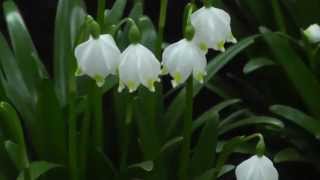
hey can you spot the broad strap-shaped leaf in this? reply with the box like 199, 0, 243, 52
164, 35, 257, 138
191, 113, 219, 177
3, 0, 47, 94
17, 161, 62, 180
54, 0, 86, 105
4, 141, 28, 171
243, 57, 275, 74
0, 32, 34, 122
192, 99, 242, 132
104, 0, 128, 27
34, 80, 67, 163
262, 29, 320, 119
0, 102, 29, 171
273, 148, 305, 163
270, 105, 320, 138
219, 116, 284, 135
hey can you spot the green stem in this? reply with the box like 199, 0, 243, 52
271, 0, 286, 33
178, 78, 193, 180
79, 106, 90, 180
120, 98, 133, 172
97, 0, 106, 26
68, 93, 79, 180
156, 0, 168, 58
91, 86, 104, 149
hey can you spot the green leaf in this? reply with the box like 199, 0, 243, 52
17, 161, 62, 180
3, 0, 47, 94
191, 113, 219, 176
34, 80, 67, 163
262, 29, 320, 119
4, 141, 27, 171
105, 0, 127, 27
128, 161, 154, 172
165, 36, 257, 137
192, 99, 242, 132
270, 105, 320, 138
138, 16, 157, 51
273, 148, 305, 163
194, 168, 215, 180
215, 136, 245, 173
217, 164, 235, 178
243, 57, 275, 74
54, 0, 86, 105
0, 102, 25, 145
160, 136, 183, 153
219, 116, 284, 135
0, 32, 34, 122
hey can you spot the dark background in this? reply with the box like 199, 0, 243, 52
0, 0, 319, 179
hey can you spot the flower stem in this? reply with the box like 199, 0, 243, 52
97, 0, 106, 27
271, 0, 286, 33
156, 0, 168, 58
178, 77, 193, 180
91, 86, 104, 149
68, 93, 79, 180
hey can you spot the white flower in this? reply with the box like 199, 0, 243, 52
304, 24, 320, 43
74, 34, 121, 87
162, 39, 207, 87
190, 6, 237, 52
236, 155, 279, 180
118, 44, 161, 93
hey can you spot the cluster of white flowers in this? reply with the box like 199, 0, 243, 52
74, 5, 236, 92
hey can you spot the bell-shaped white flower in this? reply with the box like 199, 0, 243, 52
118, 44, 161, 93
162, 39, 207, 87
190, 6, 237, 52
75, 34, 121, 87
304, 24, 320, 43
236, 155, 279, 180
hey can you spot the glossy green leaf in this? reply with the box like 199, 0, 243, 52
54, 0, 86, 105
165, 36, 257, 137
0, 102, 25, 145
270, 105, 320, 138
4, 141, 27, 171
191, 113, 219, 176
17, 161, 62, 180
138, 16, 157, 51
217, 164, 235, 178
215, 136, 245, 173
219, 109, 251, 127
243, 57, 275, 74
194, 168, 215, 180
34, 80, 67, 163
219, 116, 284, 135
128, 161, 154, 172
192, 99, 242, 132
262, 29, 320, 119
3, 0, 47, 94
0, 32, 34, 122
105, 0, 127, 27
273, 148, 305, 163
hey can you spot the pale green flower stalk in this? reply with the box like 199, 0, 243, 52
178, 3, 196, 180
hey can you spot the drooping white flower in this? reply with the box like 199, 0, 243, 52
190, 6, 237, 52
162, 39, 207, 87
235, 155, 279, 180
74, 34, 121, 87
304, 24, 320, 43
118, 44, 161, 93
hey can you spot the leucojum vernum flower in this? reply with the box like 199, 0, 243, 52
304, 24, 320, 43
75, 17, 121, 87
